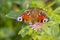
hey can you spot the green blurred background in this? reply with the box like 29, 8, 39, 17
0, 0, 60, 40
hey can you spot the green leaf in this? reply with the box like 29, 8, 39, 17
43, 26, 51, 36
51, 25, 59, 36
26, 28, 33, 35
18, 26, 31, 37
53, 7, 60, 14
46, 1, 56, 8
55, 0, 60, 4
6, 10, 21, 19
57, 33, 60, 40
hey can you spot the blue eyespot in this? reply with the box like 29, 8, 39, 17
25, 10, 30, 15
43, 18, 49, 22
16, 16, 23, 21
26, 10, 29, 13
39, 10, 44, 16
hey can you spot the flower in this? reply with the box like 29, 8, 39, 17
29, 22, 43, 30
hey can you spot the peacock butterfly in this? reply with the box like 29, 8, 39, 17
17, 8, 49, 30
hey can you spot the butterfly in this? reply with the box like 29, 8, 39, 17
17, 8, 49, 30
